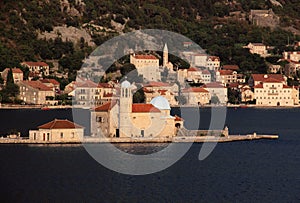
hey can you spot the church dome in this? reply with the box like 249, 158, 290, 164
150, 96, 171, 110
121, 80, 131, 88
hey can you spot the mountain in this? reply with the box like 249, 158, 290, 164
1, 0, 300, 73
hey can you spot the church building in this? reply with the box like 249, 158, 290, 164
91, 80, 183, 138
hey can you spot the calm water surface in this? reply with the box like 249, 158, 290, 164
0, 108, 299, 202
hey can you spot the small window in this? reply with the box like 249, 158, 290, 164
71, 132, 75, 138
60, 132, 63, 139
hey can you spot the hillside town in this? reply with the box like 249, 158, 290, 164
1, 38, 300, 108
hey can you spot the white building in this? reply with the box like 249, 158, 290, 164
19, 80, 55, 105
177, 67, 211, 84
206, 56, 221, 71
21, 61, 50, 76
283, 51, 300, 62
130, 54, 161, 82
203, 82, 228, 104
254, 78, 299, 106
182, 87, 210, 105
245, 43, 268, 56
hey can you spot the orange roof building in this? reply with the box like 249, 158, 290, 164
29, 119, 84, 142
19, 80, 55, 104
21, 61, 50, 76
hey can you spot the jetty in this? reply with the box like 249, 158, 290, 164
0, 133, 279, 144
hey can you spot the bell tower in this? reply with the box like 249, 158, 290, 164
119, 79, 132, 137
163, 43, 168, 67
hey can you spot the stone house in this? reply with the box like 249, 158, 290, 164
181, 87, 210, 105
130, 54, 161, 82
254, 78, 299, 106
1, 68, 23, 84
29, 119, 84, 142
19, 80, 55, 105
21, 61, 50, 76
203, 82, 228, 104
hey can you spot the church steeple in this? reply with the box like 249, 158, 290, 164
163, 43, 168, 67
119, 79, 132, 137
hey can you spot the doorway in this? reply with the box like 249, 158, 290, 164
116, 129, 120, 138
141, 130, 144, 137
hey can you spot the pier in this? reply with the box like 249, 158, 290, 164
0, 134, 279, 144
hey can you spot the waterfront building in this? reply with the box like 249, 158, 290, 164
29, 119, 84, 142
181, 87, 210, 105
19, 80, 55, 105
203, 82, 228, 104
90, 80, 183, 138
130, 54, 161, 81
1, 68, 23, 84
249, 74, 286, 87
240, 85, 254, 103
254, 78, 299, 106
21, 61, 50, 76
70, 80, 115, 107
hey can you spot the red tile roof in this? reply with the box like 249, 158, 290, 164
4, 68, 23, 74
253, 84, 263, 88
22, 81, 53, 91
97, 83, 113, 88
263, 78, 283, 83
94, 101, 117, 111
182, 87, 209, 93
218, 70, 234, 75
208, 56, 220, 61
145, 81, 171, 87
76, 80, 98, 88
187, 67, 200, 72
143, 87, 154, 93
132, 104, 160, 113
222, 65, 239, 71
251, 74, 285, 82
22, 61, 49, 67
202, 70, 210, 74
40, 79, 60, 85
38, 119, 83, 129
133, 54, 158, 60
175, 115, 184, 121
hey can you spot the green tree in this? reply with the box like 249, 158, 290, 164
133, 88, 145, 103
0, 75, 4, 85
6, 68, 14, 84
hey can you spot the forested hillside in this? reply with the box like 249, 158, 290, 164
1, 0, 300, 74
